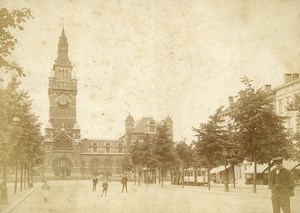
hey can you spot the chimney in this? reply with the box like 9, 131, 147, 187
264, 85, 272, 93
292, 73, 299, 81
284, 73, 292, 84
228, 96, 234, 107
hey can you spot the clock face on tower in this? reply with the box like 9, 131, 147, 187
59, 97, 67, 106
55, 95, 70, 106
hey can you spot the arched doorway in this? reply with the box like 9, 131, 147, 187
53, 156, 73, 179
103, 159, 112, 177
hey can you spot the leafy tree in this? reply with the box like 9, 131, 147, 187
152, 120, 176, 187
175, 140, 193, 187
287, 93, 300, 161
139, 134, 156, 185
0, 8, 33, 77
231, 77, 292, 193
120, 154, 132, 174
193, 106, 228, 190
0, 76, 43, 194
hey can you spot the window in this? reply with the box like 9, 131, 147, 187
106, 147, 110, 153
278, 99, 283, 113
93, 147, 97, 153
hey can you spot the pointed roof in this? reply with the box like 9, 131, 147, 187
165, 114, 173, 123
125, 113, 134, 122
54, 27, 72, 67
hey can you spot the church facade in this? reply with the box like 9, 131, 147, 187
43, 29, 173, 179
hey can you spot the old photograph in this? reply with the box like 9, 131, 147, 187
1, 0, 300, 212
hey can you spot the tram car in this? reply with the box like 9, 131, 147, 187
179, 168, 208, 186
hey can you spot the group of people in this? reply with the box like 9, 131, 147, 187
92, 174, 128, 196
92, 176, 109, 196
40, 158, 295, 213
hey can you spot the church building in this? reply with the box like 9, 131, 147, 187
43, 29, 173, 179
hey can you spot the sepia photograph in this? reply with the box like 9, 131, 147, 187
1, 0, 300, 212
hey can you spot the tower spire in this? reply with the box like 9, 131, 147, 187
54, 26, 72, 67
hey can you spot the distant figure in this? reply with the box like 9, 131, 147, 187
101, 180, 109, 196
41, 180, 50, 202
121, 174, 128, 193
270, 157, 295, 213
92, 176, 98, 192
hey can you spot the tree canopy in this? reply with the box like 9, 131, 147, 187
0, 8, 33, 77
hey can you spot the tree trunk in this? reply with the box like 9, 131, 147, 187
134, 167, 136, 185
268, 161, 271, 189
24, 167, 27, 190
138, 167, 140, 185
182, 162, 185, 188
161, 168, 164, 187
253, 145, 257, 193
158, 169, 161, 184
14, 159, 18, 194
207, 162, 211, 190
146, 167, 149, 186
170, 169, 173, 185
232, 163, 236, 188
20, 163, 23, 192
27, 167, 30, 188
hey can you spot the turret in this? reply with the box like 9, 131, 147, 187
125, 113, 134, 134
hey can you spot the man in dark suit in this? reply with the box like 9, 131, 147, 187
270, 157, 295, 213
121, 174, 128, 193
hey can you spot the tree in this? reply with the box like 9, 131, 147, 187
193, 106, 228, 190
152, 120, 176, 187
231, 77, 292, 193
139, 134, 156, 185
0, 8, 33, 77
175, 140, 193, 187
0, 76, 43, 196
287, 93, 300, 161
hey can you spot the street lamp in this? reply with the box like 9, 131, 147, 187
0, 135, 9, 204
223, 148, 229, 192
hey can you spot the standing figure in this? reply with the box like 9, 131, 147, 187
270, 157, 295, 213
121, 174, 128, 193
41, 180, 50, 202
101, 180, 109, 196
92, 176, 98, 192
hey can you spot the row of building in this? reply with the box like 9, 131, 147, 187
43, 28, 300, 183
208, 73, 300, 185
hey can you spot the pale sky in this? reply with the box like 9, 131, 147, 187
2, 0, 300, 142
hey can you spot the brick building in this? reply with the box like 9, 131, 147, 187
43, 29, 173, 179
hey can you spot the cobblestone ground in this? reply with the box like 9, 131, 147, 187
6, 181, 300, 213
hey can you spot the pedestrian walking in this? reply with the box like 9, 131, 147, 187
41, 180, 50, 202
92, 176, 98, 192
121, 174, 128, 193
101, 180, 109, 196
270, 156, 295, 213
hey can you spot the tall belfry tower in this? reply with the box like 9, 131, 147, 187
44, 28, 81, 178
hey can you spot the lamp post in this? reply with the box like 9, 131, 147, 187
223, 148, 229, 192
0, 135, 9, 204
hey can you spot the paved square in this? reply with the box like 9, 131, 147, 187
8, 181, 300, 213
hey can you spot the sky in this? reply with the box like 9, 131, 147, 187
2, 0, 300, 142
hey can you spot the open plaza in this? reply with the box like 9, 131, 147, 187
0, 180, 299, 213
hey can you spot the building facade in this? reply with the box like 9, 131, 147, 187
43, 29, 173, 179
